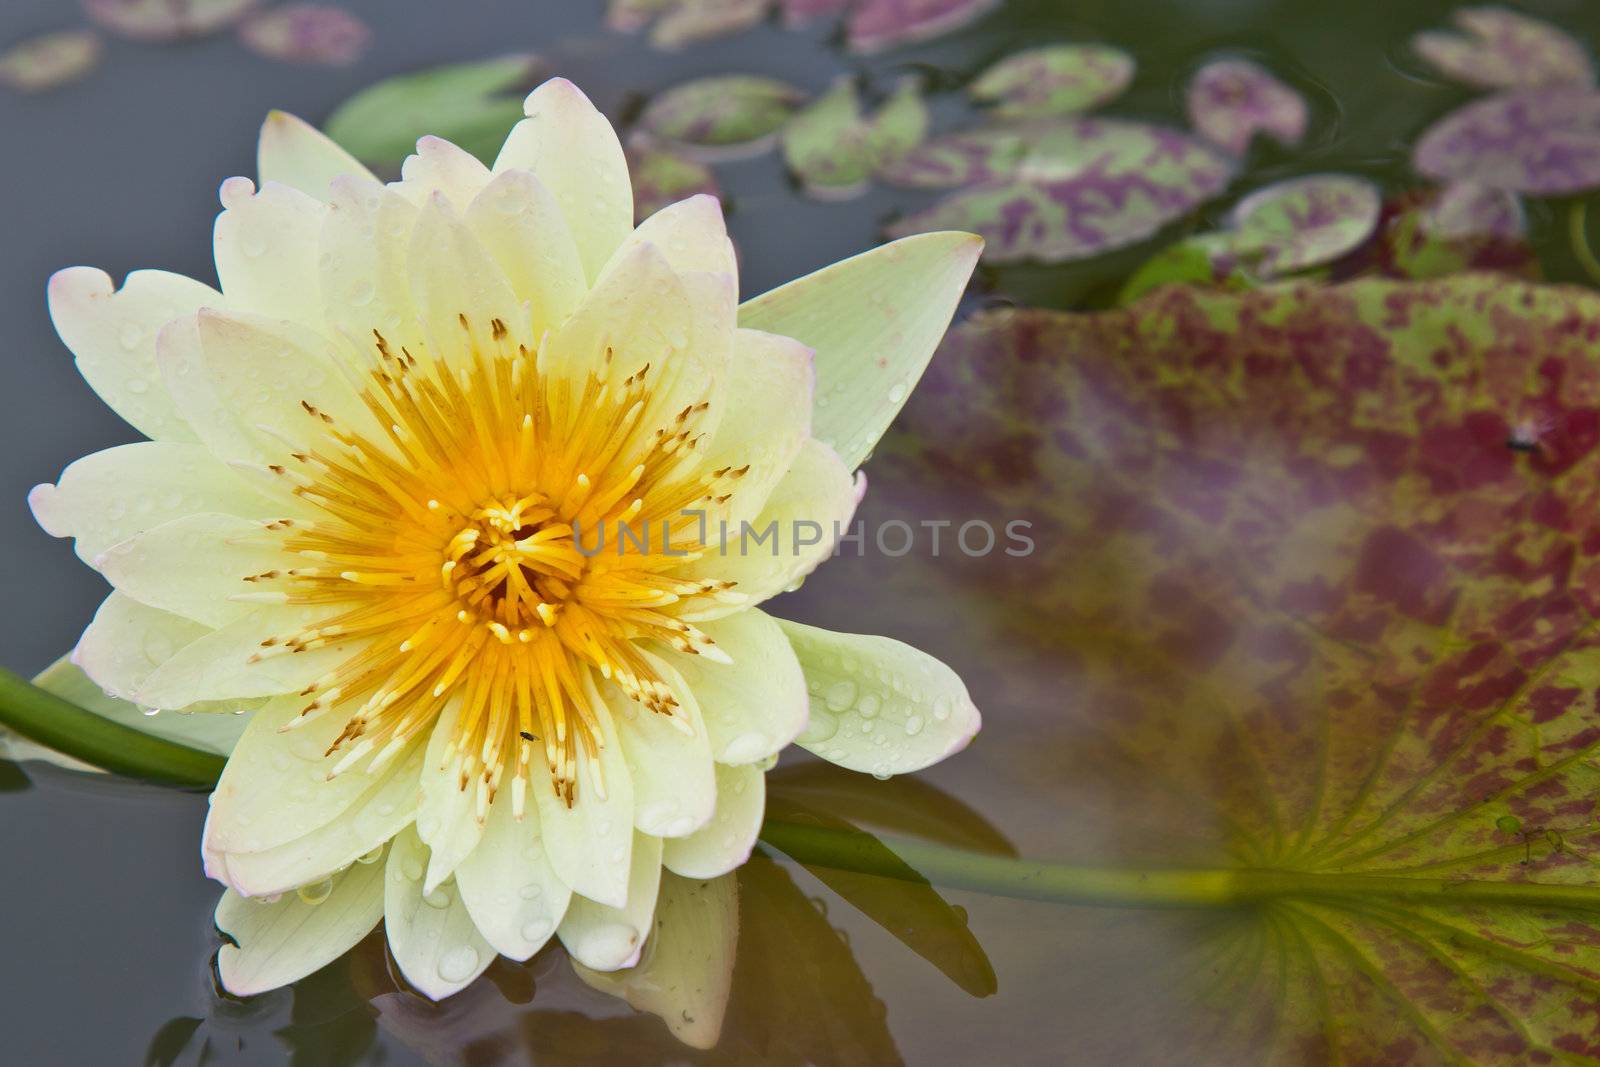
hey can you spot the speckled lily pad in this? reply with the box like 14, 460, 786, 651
847, 0, 1000, 54
1413, 87, 1600, 195
886, 118, 1236, 263
1227, 174, 1381, 278
782, 77, 928, 197
0, 30, 101, 93
1186, 57, 1308, 156
1420, 180, 1526, 240
970, 44, 1135, 119
238, 4, 370, 65
607, 0, 770, 49
1413, 6, 1594, 90
877, 126, 1033, 189
82, 0, 257, 41
638, 75, 807, 159
629, 145, 723, 221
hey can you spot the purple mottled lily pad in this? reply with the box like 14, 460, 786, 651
1413, 6, 1594, 91
970, 44, 1135, 119
0, 30, 101, 93
1413, 87, 1600, 195
628, 145, 723, 221
638, 75, 807, 159
782, 77, 928, 197
1227, 174, 1381, 278
238, 4, 370, 65
82, 0, 256, 41
847, 0, 1000, 54
877, 127, 1031, 189
1187, 58, 1308, 156
1366, 187, 1539, 281
608, 0, 768, 49
1420, 180, 1525, 240
886, 117, 1237, 263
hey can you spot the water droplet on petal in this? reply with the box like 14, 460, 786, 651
824, 679, 857, 712
297, 877, 334, 905
437, 944, 480, 983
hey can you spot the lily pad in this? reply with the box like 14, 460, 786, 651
0, 30, 101, 93
885, 118, 1236, 263
628, 145, 723, 221
1186, 57, 1308, 156
847, 0, 1000, 54
879, 276, 1600, 1061
1413, 6, 1595, 91
1354, 187, 1539, 283
637, 75, 807, 159
1413, 87, 1600, 195
1420, 179, 1525, 241
607, 0, 770, 50
1227, 173, 1381, 278
237, 4, 371, 66
81, 0, 256, 41
781, 77, 928, 198
969, 44, 1135, 119
324, 54, 542, 167
780, 0, 851, 23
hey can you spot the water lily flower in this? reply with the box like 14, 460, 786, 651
28, 79, 983, 999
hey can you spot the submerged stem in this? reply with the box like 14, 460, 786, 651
7, 675, 1600, 913
1570, 199, 1600, 286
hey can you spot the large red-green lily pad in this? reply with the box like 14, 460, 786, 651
869, 275, 1600, 1062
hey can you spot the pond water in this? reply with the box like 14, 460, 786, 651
7, 0, 1600, 1063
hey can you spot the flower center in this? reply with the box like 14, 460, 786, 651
248, 315, 743, 815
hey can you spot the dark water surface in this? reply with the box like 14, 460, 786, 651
6, 1, 1600, 1064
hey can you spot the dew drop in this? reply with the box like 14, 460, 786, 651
857, 693, 881, 719
824, 679, 858, 712
887, 381, 908, 403
119, 324, 144, 350
721, 730, 770, 764
296, 877, 334, 905
519, 882, 543, 901
520, 918, 552, 942
423, 885, 451, 909
401, 857, 424, 882
904, 714, 924, 736
438, 944, 480, 983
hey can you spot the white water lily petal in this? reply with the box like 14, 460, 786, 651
464, 168, 588, 336
408, 193, 531, 371
417, 700, 486, 894
534, 690, 635, 908
397, 135, 493, 208
573, 871, 738, 1050
739, 231, 982, 469
558, 831, 663, 971
47, 266, 220, 443
685, 438, 861, 612
95, 513, 293, 627
215, 856, 386, 997
72, 592, 209, 702
663, 761, 765, 878
34, 656, 252, 758
257, 110, 376, 201
28, 441, 282, 562
779, 619, 981, 775
319, 176, 428, 358
214, 179, 327, 320
612, 194, 736, 286
157, 315, 270, 465
495, 78, 633, 282
136, 605, 358, 708
700, 328, 814, 525
455, 791, 572, 961
385, 826, 496, 1000
662, 608, 809, 765
607, 659, 715, 838
546, 239, 693, 390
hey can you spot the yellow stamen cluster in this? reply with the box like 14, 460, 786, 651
243, 314, 746, 817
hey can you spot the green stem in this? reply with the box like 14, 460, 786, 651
0, 668, 225, 789
7, 673, 1600, 913
1570, 199, 1600, 286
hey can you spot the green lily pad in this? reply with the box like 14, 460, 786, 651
1368, 186, 1539, 282
637, 75, 807, 159
237, 3, 371, 66
1227, 173, 1381, 277
781, 77, 928, 198
324, 54, 542, 167
83, 0, 256, 41
878, 276, 1600, 1062
628, 144, 723, 222
969, 44, 1135, 119
0, 30, 101, 93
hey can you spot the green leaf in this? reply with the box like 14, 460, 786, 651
324, 54, 542, 167
627, 144, 721, 222
970, 44, 1135, 119
874, 276, 1600, 1061
637, 75, 806, 158
783, 77, 929, 198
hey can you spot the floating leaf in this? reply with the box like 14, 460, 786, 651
81, 0, 256, 41
768, 761, 1016, 856
637, 75, 806, 159
1186, 57, 1308, 156
969, 44, 1135, 119
324, 54, 542, 167
0, 30, 101, 93
877, 126, 1030, 189
1364, 186, 1538, 282
780, 0, 851, 24
847, 0, 1000, 54
1413, 6, 1595, 91
1414, 87, 1600, 195
877, 277, 1600, 1062
628, 145, 722, 221
237, 4, 371, 66
782, 77, 928, 198
1420, 179, 1526, 240
1227, 173, 1381, 277
608, 0, 770, 50
1118, 232, 1252, 304
886, 118, 1236, 263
